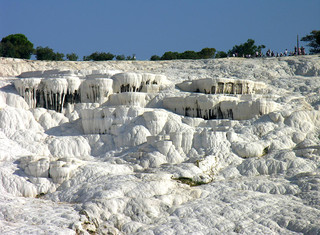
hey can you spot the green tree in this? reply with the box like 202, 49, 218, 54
66, 53, 78, 61
55, 52, 65, 61
116, 54, 125, 60
301, 30, 320, 54
0, 34, 34, 59
35, 47, 56, 60
35, 46, 64, 61
156, 47, 216, 60
126, 54, 136, 60
228, 39, 265, 57
84, 52, 114, 61
150, 55, 161, 61
180, 50, 199, 59
198, 47, 216, 59
161, 51, 179, 60
215, 51, 228, 58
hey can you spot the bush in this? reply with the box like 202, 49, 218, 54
301, 30, 320, 54
179, 50, 200, 59
198, 47, 216, 59
153, 47, 216, 61
150, 55, 161, 61
83, 52, 114, 61
215, 51, 228, 58
66, 53, 78, 61
161, 51, 179, 60
35, 46, 64, 61
228, 39, 265, 57
126, 54, 136, 60
0, 34, 34, 59
116, 55, 125, 60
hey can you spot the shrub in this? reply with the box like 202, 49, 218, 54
150, 55, 161, 61
0, 34, 34, 59
215, 51, 228, 58
35, 46, 64, 61
66, 53, 78, 61
116, 55, 125, 60
228, 39, 265, 57
83, 52, 114, 61
301, 30, 320, 54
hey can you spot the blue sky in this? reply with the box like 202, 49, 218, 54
1, 0, 319, 60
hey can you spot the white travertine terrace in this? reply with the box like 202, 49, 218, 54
107, 92, 155, 107
81, 106, 144, 135
14, 70, 169, 112
163, 94, 277, 120
112, 72, 169, 93
2, 56, 320, 235
79, 77, 113, 104
14, 78, 42, 108
14, 69, 275, 122
177, 77, 266, 94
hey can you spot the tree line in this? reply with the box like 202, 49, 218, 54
0, 34, 135, 61
0, 31, 319, 61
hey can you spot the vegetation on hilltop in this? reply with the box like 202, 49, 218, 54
35, 47, 64, 61
301, 30, 320, 54
227, 39, 265, 57
150, 48, 216, 61
0, 34, 34, 59
0, 30, 319, 61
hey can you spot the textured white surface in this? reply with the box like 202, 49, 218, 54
0, 56, 320, 234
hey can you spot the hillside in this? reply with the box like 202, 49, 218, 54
0, 55, 320, 234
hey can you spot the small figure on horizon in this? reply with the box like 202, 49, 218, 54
284, 49, 288, 56
266, 49, 271, 57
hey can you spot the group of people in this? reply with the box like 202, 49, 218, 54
232, 46, 307, 58
265, 46, 306, 57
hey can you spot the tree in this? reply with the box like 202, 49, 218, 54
126, 54, 136, 60
55, 52, 65, 61
116, 55, 125, 60
228, 39, 265, 57
301, 30, 320, 54
161, 51, 179, 60
198, 47, 216, 59
66, 53, 78, 61
35, 46, 64, 61
153, 47, 216, 61
83, 52, 114, 61
0, 34, 34, 59
150, 55, 161, 61
215, 51, 228, 58
179, 50, 199, 59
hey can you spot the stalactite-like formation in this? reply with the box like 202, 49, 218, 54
163, 95, 276, 120
14, 70, 273, 122
177, 78, 266, 95
15, 70, 169, 112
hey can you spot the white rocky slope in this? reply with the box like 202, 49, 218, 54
0, 55, 320, 234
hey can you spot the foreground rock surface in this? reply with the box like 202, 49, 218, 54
0, 56, 320, 234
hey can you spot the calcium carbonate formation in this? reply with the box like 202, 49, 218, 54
2, 56, 320, 235
14, 70, 170, 112
177, 77, 266, 95
14, 69, 276, 133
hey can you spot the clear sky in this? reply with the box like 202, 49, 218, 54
1, 0, 319, 60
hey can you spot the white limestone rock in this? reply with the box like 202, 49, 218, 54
1, 56, 320, 234
80, 77, 113, 104
232, 141, 266, 158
